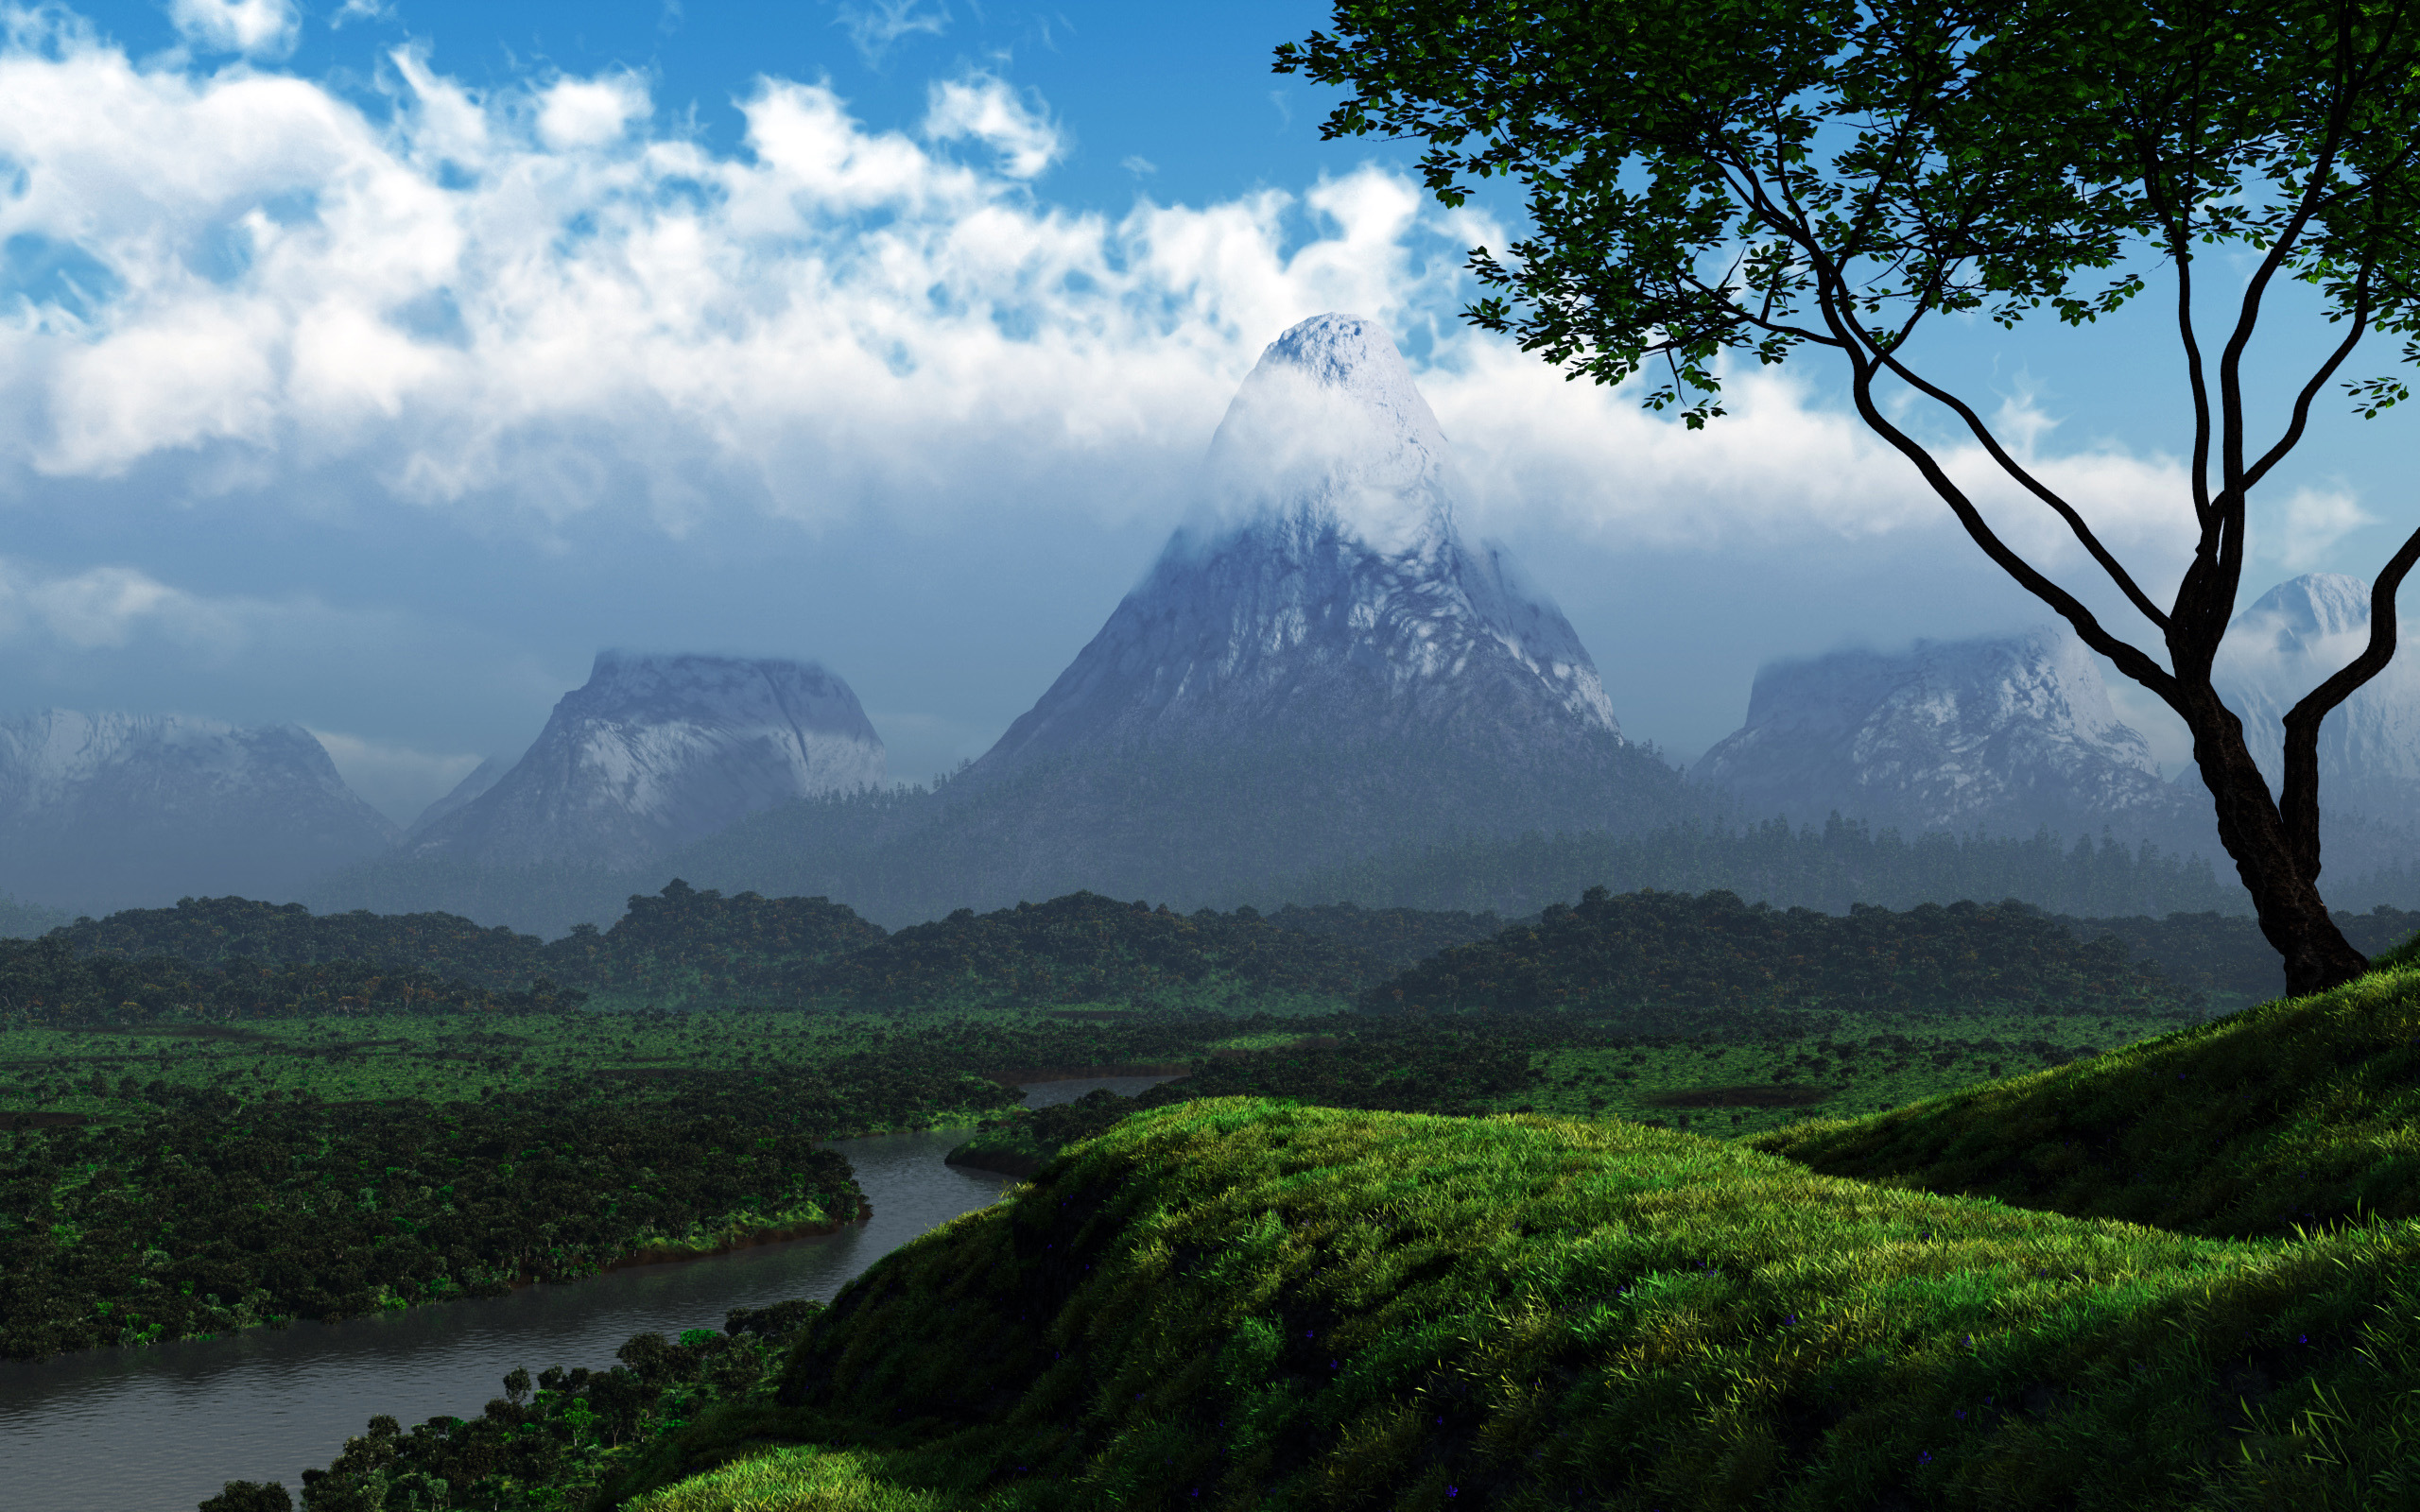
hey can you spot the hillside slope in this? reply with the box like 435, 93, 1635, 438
605, 1099, 2420, 1510
1754, 940, 2420, 1237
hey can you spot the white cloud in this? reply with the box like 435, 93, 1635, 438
2262, 484, 2379, 572
830, 0, 948, 65
537, 74, 648, 151
168, 0, 298, 58
0, 558, 250, 653
0, 15, 2323, 594
923, 74, 1061, 180
1427, 345, 2203, 610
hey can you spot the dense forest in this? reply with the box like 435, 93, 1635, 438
1269, 815, 2256, 919
48, 880, 2356, 1022
2051, 905, 2420, 1005
1372, 886, 2201, 1019
43, 887, 1420, 1014
1255, 901, 1508, 968
0, 1080, 864, 1361
799, 891, 1391, 1009
0, 938, 588, 1029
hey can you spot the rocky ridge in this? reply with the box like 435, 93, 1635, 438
406, 652, 884, 871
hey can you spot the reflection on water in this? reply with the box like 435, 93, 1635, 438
0, 1078, 1179, 1512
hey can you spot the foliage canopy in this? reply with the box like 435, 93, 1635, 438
1281, 0, 2420, 995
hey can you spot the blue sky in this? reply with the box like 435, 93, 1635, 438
0, 0, 2410, 824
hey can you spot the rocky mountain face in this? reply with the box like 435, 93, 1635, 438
0, 711, 399, 913
1690, 627, 2205, 845
862, 312, 1688, 909
406, 653, 885, 870
980, 313, 1623, 766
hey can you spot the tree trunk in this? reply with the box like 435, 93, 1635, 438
2177, 687, 2370, 998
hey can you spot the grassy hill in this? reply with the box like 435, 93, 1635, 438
1751, 936, 2420, 1239
569, 1095, 2420, 1510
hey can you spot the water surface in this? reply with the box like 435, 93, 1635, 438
0, 1077, 1177, 1511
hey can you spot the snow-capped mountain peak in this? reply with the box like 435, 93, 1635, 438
975, 313, 1623, 767
1189, 311, 1457, 558
1690, 626, 2189, 835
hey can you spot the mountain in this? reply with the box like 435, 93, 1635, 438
977, 312, 1624, 766
308, 315, 1690, 931
0, 711, 399, 913
649, 313, 1689, 921
405, 652, 885, 870
1690, 626, 2205, 845
2215, 572, 2420, 820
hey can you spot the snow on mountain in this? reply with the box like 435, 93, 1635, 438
408, 652, 885, 869
1690, 627, 2199, 839
977, 312, 1624, 769
859, 312, 1688, 909
0, 711, 399, 912
2215, 573, 2420, 819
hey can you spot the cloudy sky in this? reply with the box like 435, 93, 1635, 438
0, 0, 2411, 824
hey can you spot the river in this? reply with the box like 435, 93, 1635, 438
0, 1075, 1176, 1512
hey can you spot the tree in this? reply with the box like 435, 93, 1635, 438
1278, 0, 2420, 994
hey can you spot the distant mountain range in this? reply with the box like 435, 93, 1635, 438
0, 712, 396, 914
1690, 625, 2205, 850
3, 318, 2417, 932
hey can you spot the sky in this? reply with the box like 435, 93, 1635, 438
0, 0, 2411, 825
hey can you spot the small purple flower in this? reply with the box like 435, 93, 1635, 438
1919, 1451, 1933, 1466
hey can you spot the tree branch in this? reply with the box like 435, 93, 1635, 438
2277, 521, 2420, 872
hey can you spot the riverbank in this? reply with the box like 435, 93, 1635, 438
0, 1127, 1013, 1512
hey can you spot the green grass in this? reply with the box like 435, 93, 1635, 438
1496, 1009, 2142, 1140
604, 1096, 2420, 1511
624, 1446, 952, 1511
0, 1008, 1105, 1123
1752, 961, 2420, 1238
